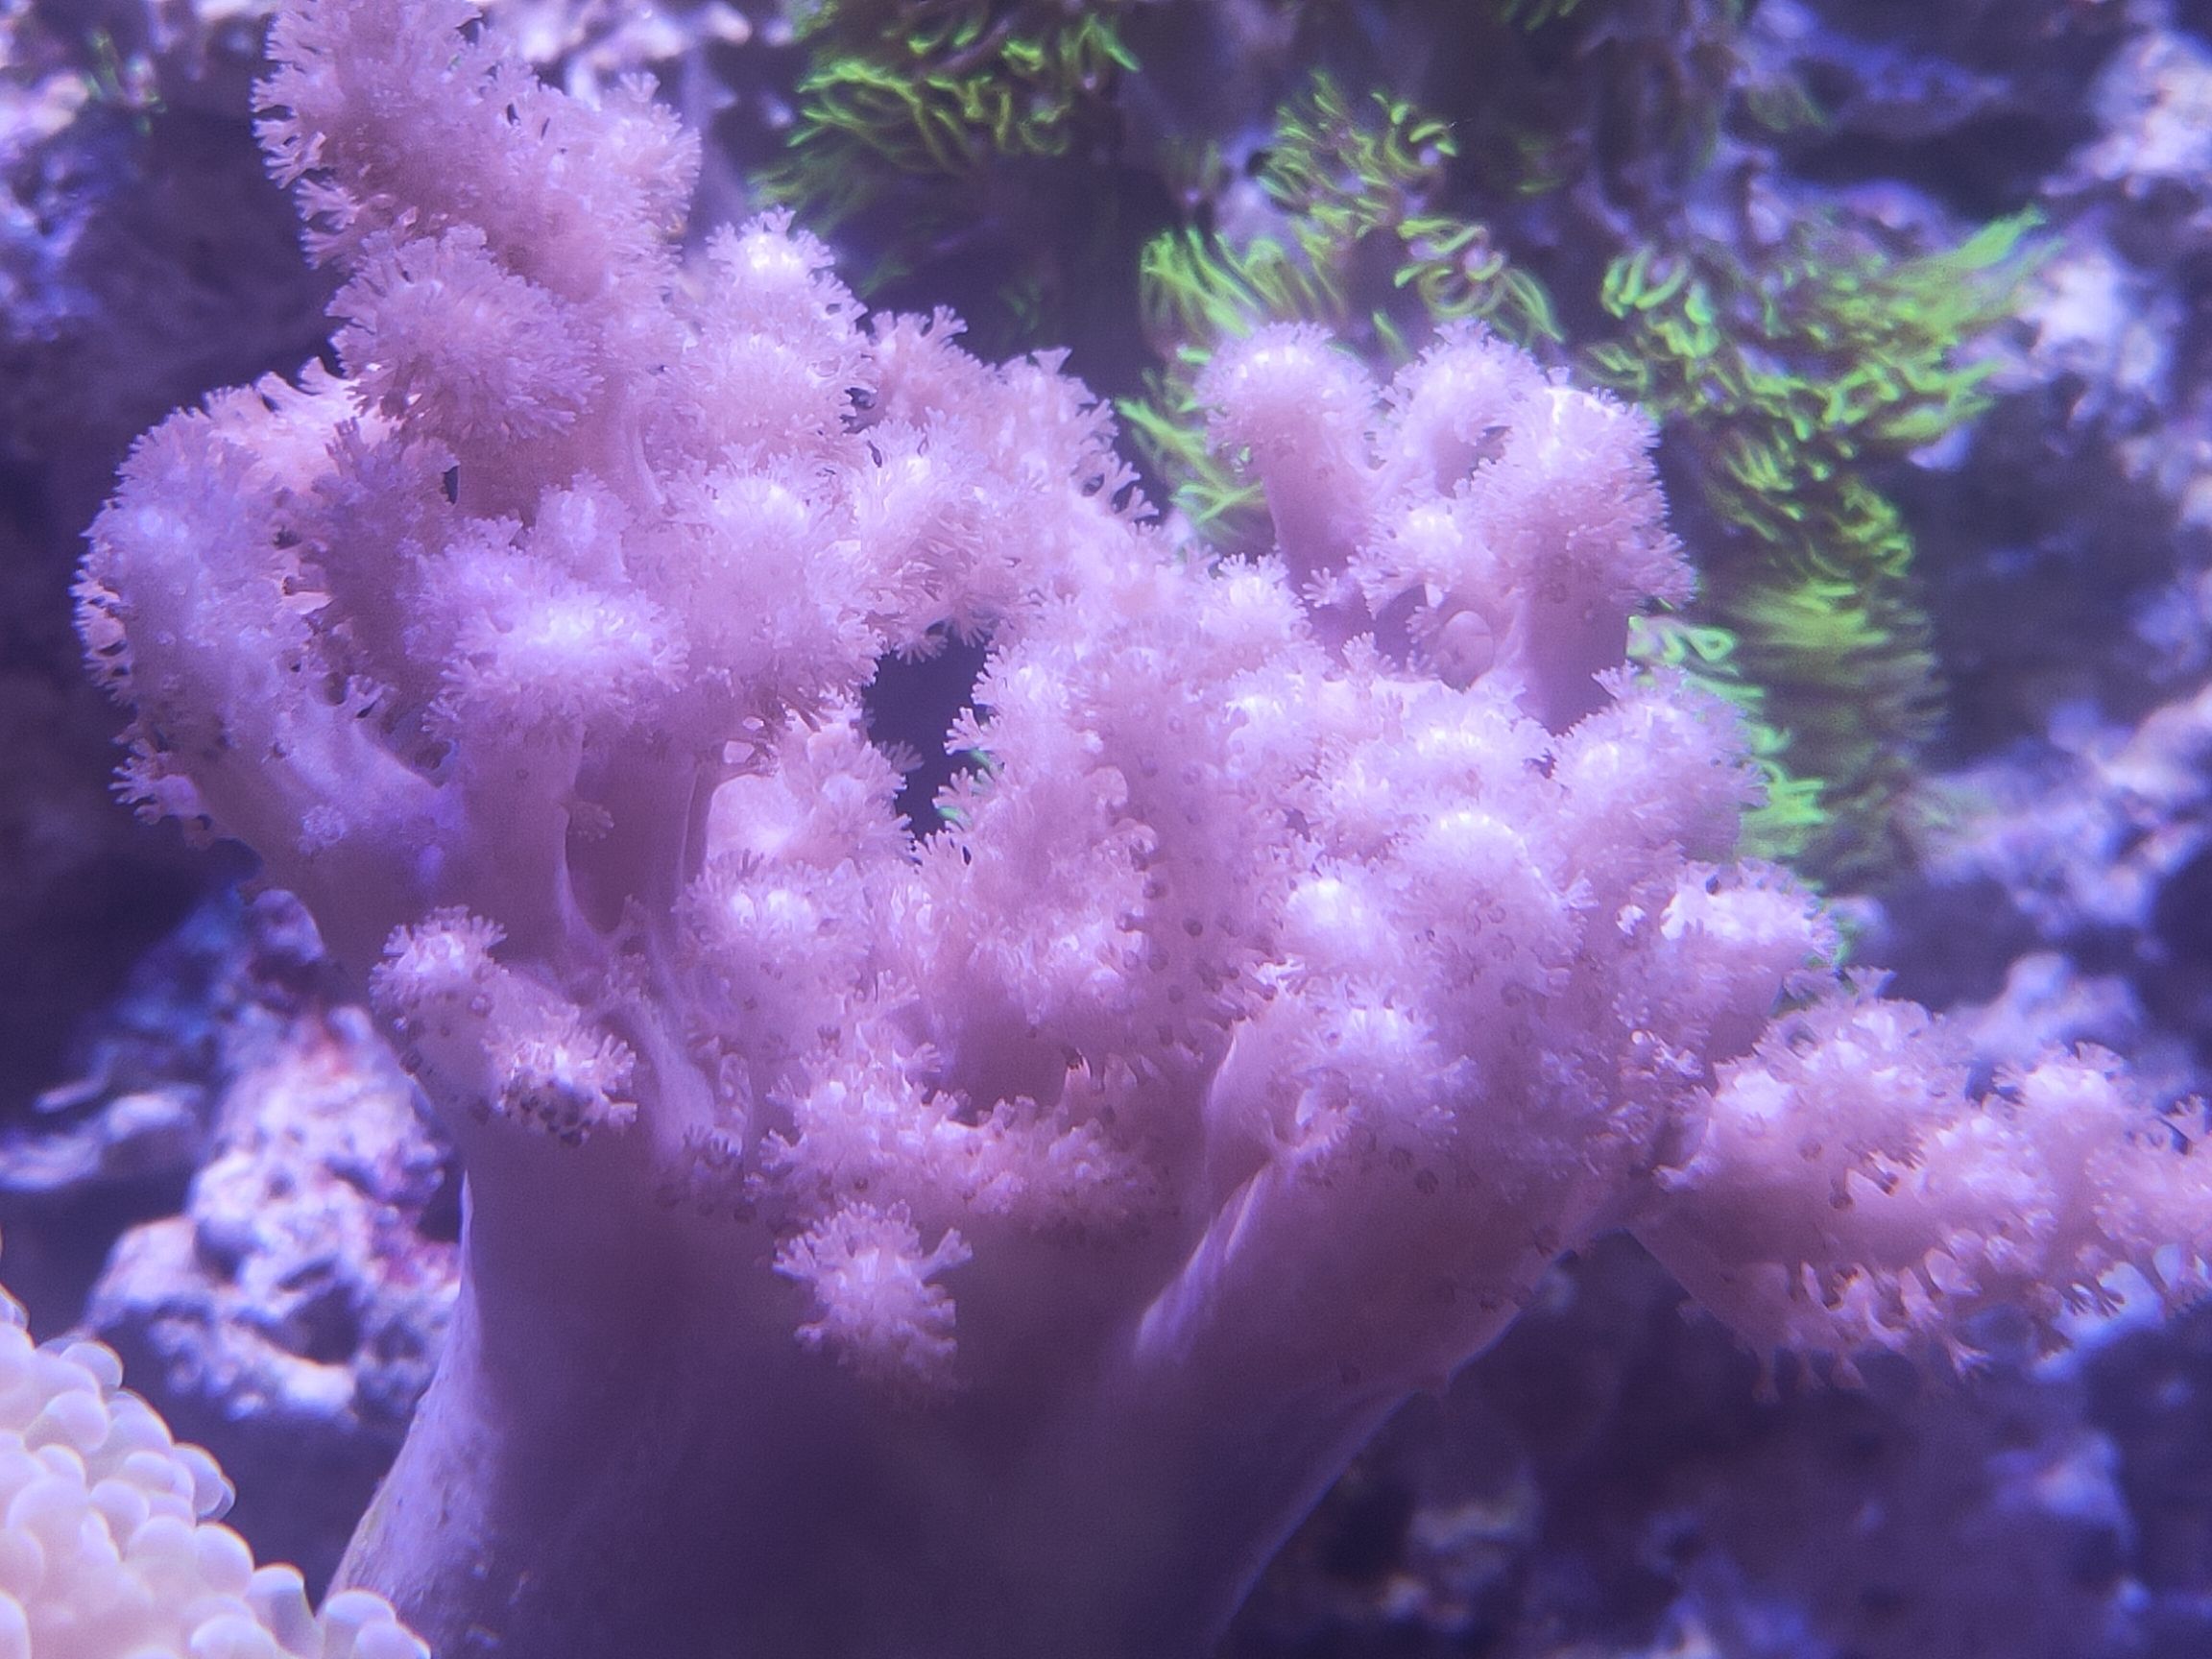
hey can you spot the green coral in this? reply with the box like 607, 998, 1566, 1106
763, 0, 1135, 294
1200, 72, 1561, 351
1590, 214, 2041, 881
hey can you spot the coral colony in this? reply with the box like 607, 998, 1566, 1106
57, 0, 2212, 1654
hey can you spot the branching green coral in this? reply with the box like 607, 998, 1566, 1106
1592, 214, 2040, 882
1250, 75, 1564, 348
1138, 229, 1337, 349
1262, 80, 1454, 256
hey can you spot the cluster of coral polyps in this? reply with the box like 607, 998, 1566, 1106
70, 0, 2212, 1654
0, 1277, 422, 1659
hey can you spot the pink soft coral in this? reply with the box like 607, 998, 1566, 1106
75, 2, 2212, 1654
